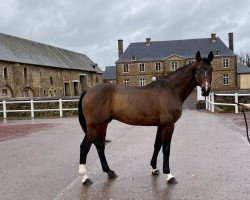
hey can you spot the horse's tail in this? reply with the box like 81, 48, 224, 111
78, 92, 87, 134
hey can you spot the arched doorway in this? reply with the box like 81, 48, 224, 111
23, 87, 35, 98
0, 85, 14, 99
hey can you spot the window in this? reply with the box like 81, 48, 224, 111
50, 77, 53, 85
223, 58, 229, 68
131, 55, 137, 61
188, 60, 195, 64
139, 78, 145, 86
156, 63, 161, 71
171, 62, 178, 71
2, 89, 7, 95
3, 67, 7, 79
123, 64, 129, 73
24, 67, 27, 79
223, 74, 229, 85
139, 63, 145, 72
124, 79, 129, 86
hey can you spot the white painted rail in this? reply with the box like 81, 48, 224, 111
205, 93, 250, 113
0, 98, 79, 119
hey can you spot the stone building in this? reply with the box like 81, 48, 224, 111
115, 33, 237, 91
102, 66, 116, 84
0, 33, 103, 99
237, 62, 250, 89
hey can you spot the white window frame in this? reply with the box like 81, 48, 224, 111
139, 78, 145, 86
124, 79, 129, 86
223, 74, 229, 85
139, 63, 145, 72
131, 56, 137, 61
223, 58, 229, 68
171, 61, 178, 71
156, 62, 161, 71
123, 64, 129, 73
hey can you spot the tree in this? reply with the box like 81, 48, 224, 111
237, 52, 250, 67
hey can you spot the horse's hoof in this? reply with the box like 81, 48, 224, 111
107, 170, 118, 178
167, 177, 178, 184
82, 178, 93, 186
151, 169, 160, 176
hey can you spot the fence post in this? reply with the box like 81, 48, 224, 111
205, 96, 208, 110
3, 100, 7, 119
208, 93, 211, 111
59, 99, 63, 117
30, 100, 34, 118
235, 93, 238, 113
211, 93, 215, 112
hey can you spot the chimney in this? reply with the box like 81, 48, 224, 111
118, 39, 123, 58
228, 32, 234, 52
146, 38, 151, 46
211, 33, 216, 42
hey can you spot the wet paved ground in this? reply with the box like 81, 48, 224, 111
0, 96, 250, 200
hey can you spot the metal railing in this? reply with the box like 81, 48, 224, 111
206, 93, 250, 113
0, 98, 79, 119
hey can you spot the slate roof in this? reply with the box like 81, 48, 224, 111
103, 66, 116, 80
116, 37, 236, 63
0, 32, 102, 73
237, 62, 250, 74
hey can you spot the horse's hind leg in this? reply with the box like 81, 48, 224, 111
94, 124, 118, 179
150, 126, 162, 175
79, 134, 94, 185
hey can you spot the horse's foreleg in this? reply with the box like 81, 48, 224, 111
79, 135, 93, 185
150, 126, 162, 175
162, 124, 178, 184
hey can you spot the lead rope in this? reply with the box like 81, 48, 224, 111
214, 94, 250, 143
241, 108, 250, 143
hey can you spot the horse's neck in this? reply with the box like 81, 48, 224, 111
165, 64, 197, 102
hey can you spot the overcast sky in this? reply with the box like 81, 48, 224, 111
0, 0, 249, 70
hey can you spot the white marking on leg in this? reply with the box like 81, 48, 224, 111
79, 164, 86, 176
151, 168, 159, 173
166, 173, 174, 181
79, 164, 89, 183
205, 80, 208, 92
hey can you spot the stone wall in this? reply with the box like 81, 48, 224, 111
0, 61, 103, 99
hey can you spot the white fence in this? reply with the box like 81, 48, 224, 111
206, 93, 250, 113
0, 98, 79, 119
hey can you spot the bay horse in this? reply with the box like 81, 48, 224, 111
78, 51, 214, 185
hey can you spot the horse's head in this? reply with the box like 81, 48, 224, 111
194, 51, 214, 96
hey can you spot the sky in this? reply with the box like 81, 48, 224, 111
0, 0, 249, 70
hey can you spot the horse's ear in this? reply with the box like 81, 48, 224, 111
196, 51, 201, 62
208, 51, 214, 63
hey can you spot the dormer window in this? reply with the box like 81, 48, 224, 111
188, 60, 195, 64
213, 48, 220, 56
131, 55, 137, 61
92, 63, 98, 69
